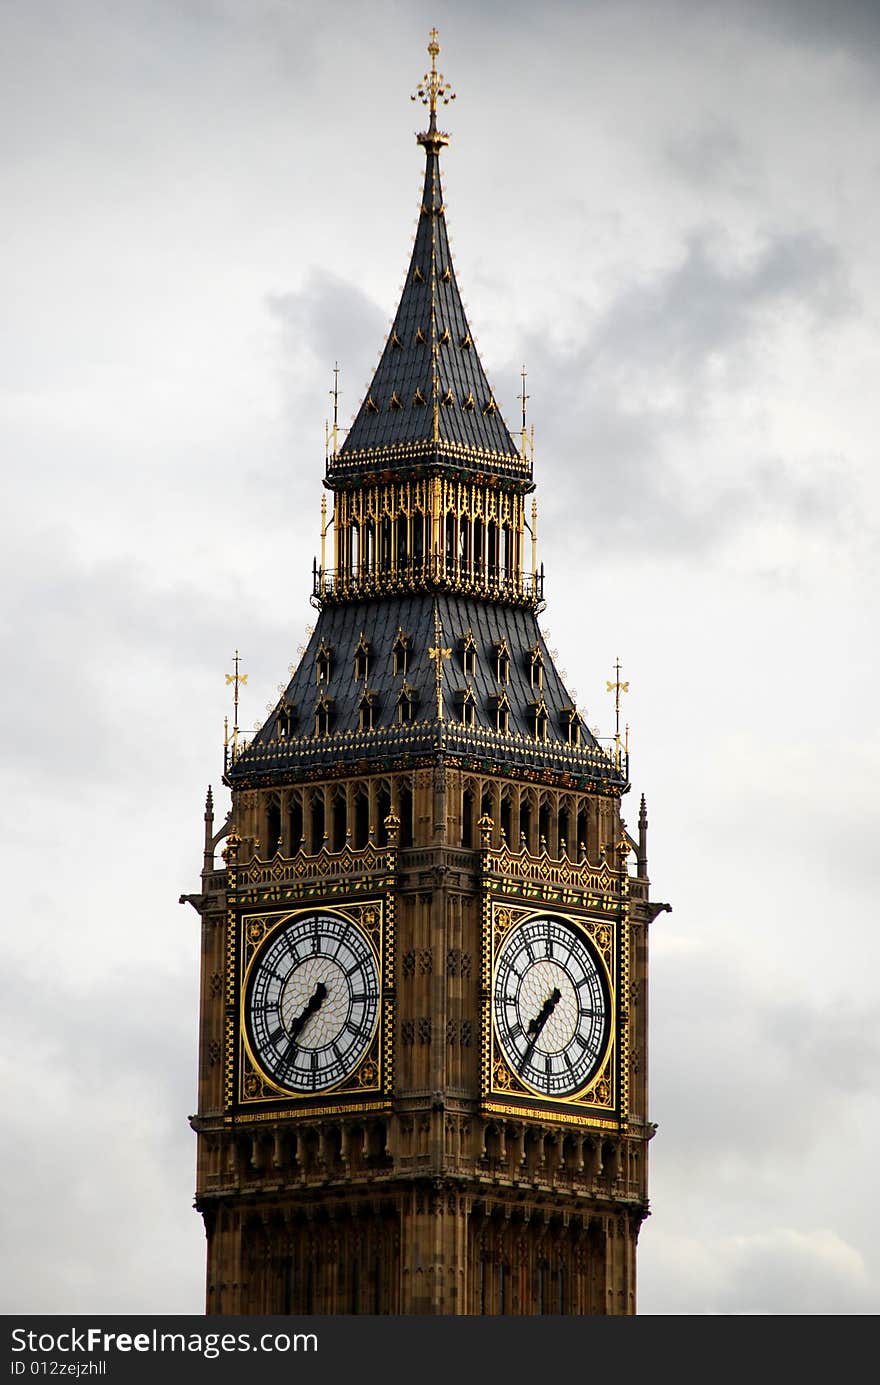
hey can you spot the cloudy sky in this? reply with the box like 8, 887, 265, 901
2, 0, 878, 1316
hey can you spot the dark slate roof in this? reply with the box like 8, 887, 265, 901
329, 136, 529, 484
228, 594, 625, 790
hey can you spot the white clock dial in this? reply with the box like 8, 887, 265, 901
246, 911, 380, 1093
493, 914, 609, 1098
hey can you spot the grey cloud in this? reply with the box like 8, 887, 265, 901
666, 122, 747, 187
267, 268, 386, 422
588, 230, 852, 372
742, 0, 880, 59
0, 958, 201, 1312
642, 1225, 880, 1316
0, 531, 287, 787
650, 944, 880, 1176
508, 229, 857, 556
713, 1229, 879, 1315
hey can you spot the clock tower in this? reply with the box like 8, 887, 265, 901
183, 33, 667, 1316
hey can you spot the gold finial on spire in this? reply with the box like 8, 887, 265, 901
520, 364, 529, 462
531, 496, 538, 581
331, 361, 340, 459
413, 28, 455, 147
606, 658, 630, 769
225, 649, 248, 764
428, 603, 452, 720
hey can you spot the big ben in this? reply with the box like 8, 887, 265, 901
182, 32, 668, 1316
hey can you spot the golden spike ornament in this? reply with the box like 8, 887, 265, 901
331, 360, 340, 459
606, 658, 630, 768
428, 604, 452, 720
225, 649, 248, 764
412, 28, 456, 119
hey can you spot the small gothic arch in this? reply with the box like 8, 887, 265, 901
287, 790, 304, 854
316, 641, 332, 684
519, 793, 533, 850
396, 780, 414, 848
531, 697, 549, 742
265, 794, 282, 857
353, 633, 370, 683
375, 782, 392, 847
353, 787, 370, 849
461, 628, 478, 677
392, 629, 410, 676
358, 690, 378, 733
562, 706, 581, 746
314, 692, 334, 737
529, 645, 544, 690
499, 790, 513, 848
275, 703, 296, 738
331, 788, 347, 852
396, 684, 417, 724
459, 686, 477, 728
538, 798, 552, 852
461, 783, 475, 847
495, 639, 510, 685
309, 790, 326, 852
489, 690, 510, 735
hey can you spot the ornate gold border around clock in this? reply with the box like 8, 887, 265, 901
480, 897, 620, 1120
234, 898, 389, 1110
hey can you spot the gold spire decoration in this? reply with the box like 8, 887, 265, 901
330, 361, 340, 459
412, 28, 455, 146
428, 603, 452, 719
225, 649, 248, 765
606, 658, 630, 769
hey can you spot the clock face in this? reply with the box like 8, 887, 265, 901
246, 911, 380, 1094
493, 914, 609, 1098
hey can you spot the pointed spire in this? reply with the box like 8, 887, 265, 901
428, 599, 452, 720
203, 785, 215, 874
330, 31, 527, 483
638, 794, 648, 879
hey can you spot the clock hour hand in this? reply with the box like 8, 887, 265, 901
527, 986, 562, 1041
287, 980, 329, 1043
520, 986, 562, 1068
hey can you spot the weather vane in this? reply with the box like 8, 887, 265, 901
412, 28, 455, 131
606, 658, 629, 769
225, 649, 248, 767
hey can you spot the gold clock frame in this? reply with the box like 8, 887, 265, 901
481, 897, 627, 1128
233, 899, 391, 1111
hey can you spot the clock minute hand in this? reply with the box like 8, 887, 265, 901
520, 986, 563, 1070
527, 986, 562, 1040
288, 980, 329, 1042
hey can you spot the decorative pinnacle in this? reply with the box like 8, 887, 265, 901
428, 602, 452, 720
606, 657, 630, 769
225, 649, 248, 766
412, 28, 455, 146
